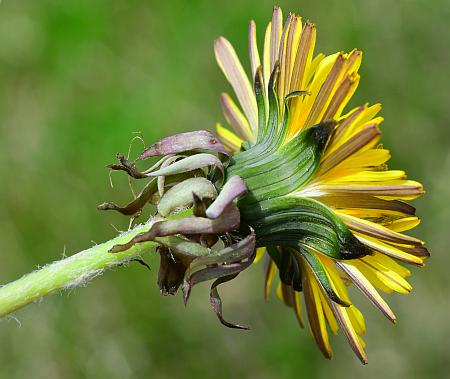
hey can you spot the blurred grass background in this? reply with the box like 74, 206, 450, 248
0, 0, 449, 378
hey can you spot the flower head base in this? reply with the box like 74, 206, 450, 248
99, 131, 256, 329
100, 6, 428, 364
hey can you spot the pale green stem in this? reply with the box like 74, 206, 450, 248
0, 221, 158, 318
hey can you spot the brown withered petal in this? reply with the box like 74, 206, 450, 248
109, 204, 240, 253
248, 20, 260, 83
108, 154, 147, 179
319, 183, 423, 198
157, 155, 183, 197
302, 261, 333, 359
331, 104, 367, 142
206, 176, 248, 219
192, 193, 209, 217
97, 178, 158, 216
322, 73, 359, 121
337, 261, 396, 323
157, 246, 194, 296
280, 282, 295, 307
338, 212, 423, 246
187, 231, 256, 275
304, 54, 347, 128
140, 130, 228, 159
210, 274, 250, 330
270, 7, 283, 74
319, 194, 416, 216
319, 124, 380, 174
147, 153, 224, 178
157, 177, 217, 217
329, 300, 368, 364
152, 204, 240, 237
293, 291, 305, 328
289, 22, 315, 94
183, 232, 256, 304
397, 245, 430, 258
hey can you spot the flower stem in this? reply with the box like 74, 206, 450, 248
0, 221, 158, 318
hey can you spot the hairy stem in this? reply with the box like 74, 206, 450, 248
0, 221, 157, 318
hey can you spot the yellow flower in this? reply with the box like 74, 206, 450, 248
214, 6, 428, 364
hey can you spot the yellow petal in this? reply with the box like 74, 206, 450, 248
320, 124, 381, 173
338, 261, 396, 322
387, 217, 421, 232
317, 179, 424, 200
283, 16, 302, 96
329, 302, 368, 364
254, 247, 266, 263
263, 21, 272, 91
337, 212, 423, 246
270, 6, 283, 73
330, 103, 382, 152
248, 20, 261, 81
347, 305, 366, 336
276, 14, 292, 102
327, 148, 391, 175
216, 123, 243, 151
264, 258, 277, 301
349, 260, 394, 294
355, 233, 424, 266
220, 93, 254, 141
319, 263, 368, 364
359, 256, 413, 294
214, 37, 258, 134
304, 53, 348, 128
289, 22, 316, 93
290, 52, 340, 134
294, 291, 305, 328
328, 170, 406, 183
305, 53, 325, 86
368, 252, 411, 278
319, 290, 339, 334
322, 72, 360, 120
301, 258, 333, 359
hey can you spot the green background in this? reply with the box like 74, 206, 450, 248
0, 0, 449, 378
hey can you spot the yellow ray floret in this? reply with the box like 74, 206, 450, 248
214, 6, 427, 364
